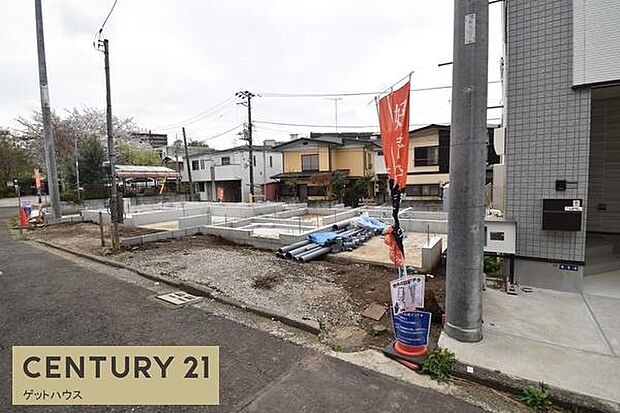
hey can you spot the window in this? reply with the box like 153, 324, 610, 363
200, 159, 205, 170
405, 184, 440, 196
414, 146, 439, 166
301, 154, 319, 171
307, 186, 326, 196
198, 182, 205, 192
221, 156, 230, 165
269, 155, 273, 168
191, 160, 199, 171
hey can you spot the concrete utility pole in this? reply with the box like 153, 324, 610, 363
236, 91, 255, 200
182, 127, 193, 199
34, 0, 61, 220
445, 0, 489, 343
102, 39, 120, 251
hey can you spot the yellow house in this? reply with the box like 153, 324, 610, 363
272, 132, 380, 202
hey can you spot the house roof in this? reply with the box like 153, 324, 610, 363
115, 164, 180, 179
274, 132, 381, 150
185, 144, 280, 159
270, 170, 349, 180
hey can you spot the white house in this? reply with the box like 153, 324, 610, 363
181, 142, 283, 202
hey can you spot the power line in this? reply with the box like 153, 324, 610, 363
155, 97, 237, 130
254, 118, 501, 130
203, 123, 243, 141
258, 80, 501, 98
97, 0, 119, 35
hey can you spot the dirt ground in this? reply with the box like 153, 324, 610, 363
26, 222, 446, 352
26, 222, 162, 254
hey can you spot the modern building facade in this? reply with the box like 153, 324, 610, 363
181, 143, 283, 202
502, 0, 620, 291
130, 131, 168, 149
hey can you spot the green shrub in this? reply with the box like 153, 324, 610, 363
520, 384, 552, 411
484, 256, 502, 276
419, 347, 456, 382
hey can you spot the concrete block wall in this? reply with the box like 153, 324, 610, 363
178, 214, 212, 229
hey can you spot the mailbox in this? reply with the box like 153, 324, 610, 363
542, 199, 582, 231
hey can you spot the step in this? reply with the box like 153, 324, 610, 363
584, 258, 620, 276
585, 243, 615, 260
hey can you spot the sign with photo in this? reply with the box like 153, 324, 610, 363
390, 274, 425, 315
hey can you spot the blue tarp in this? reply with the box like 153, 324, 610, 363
307, 231, 339, 246
352, 213, 388, 231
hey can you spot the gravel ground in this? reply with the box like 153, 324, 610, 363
27, 222, 447, 351
115, 236, 360, 338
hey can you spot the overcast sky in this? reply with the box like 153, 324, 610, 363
1, 1, 503, 148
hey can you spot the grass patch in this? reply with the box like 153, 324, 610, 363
419, 347, 456, 382
520, 384, 552, 411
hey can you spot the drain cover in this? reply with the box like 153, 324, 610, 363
156, 291, 201, 306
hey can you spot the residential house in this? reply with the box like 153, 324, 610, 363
271, 132, 381, 203
181, 142, 283, 202
500, 0, 620, 292
375, 124, 499, 203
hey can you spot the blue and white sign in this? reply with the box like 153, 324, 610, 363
392, 311, 431, 347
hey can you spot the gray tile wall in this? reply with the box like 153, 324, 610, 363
505, 0, 591, 262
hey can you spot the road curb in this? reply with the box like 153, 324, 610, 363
33, 239, 322, 336
452, 361, 619, 413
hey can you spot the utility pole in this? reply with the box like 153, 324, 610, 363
326, 97, 342, 131
34, 0, 61, 220
445, 0, 489, 343
236, 91, 255, 201
182, 127, 193, 199
74, 135, 81, 201
174, 146, 181, 194
99, 38, 121, 251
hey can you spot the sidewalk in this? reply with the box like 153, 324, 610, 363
439, 286, 620, 407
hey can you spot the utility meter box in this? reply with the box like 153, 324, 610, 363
542, 199, 582, 231
484, 218, 516, 255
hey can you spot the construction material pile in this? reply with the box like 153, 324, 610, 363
275, 214, 387, 263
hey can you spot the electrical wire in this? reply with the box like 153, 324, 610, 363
93, 0, 119, 50
258, 81, 501, 98
155, 97, 238, 131
254, 118, 501, 130
203, 124, 243, 141
98, 0, 119, 35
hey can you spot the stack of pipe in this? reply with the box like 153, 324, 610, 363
275, 224, 380, 263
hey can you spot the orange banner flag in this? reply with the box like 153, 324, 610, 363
378, 82, 410, 190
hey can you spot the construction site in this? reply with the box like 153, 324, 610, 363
26, 198, 448, 352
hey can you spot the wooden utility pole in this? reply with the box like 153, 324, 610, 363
101, 38, 120, 251
182, 127, 193, 199
34, 0, 61, 221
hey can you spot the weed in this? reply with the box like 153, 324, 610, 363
252, 274, 281, 290
329, 343, 342, 352
419, 347, 456, 382
520, 384, 552, 411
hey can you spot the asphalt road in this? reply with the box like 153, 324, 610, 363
0, 207, 483, 413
